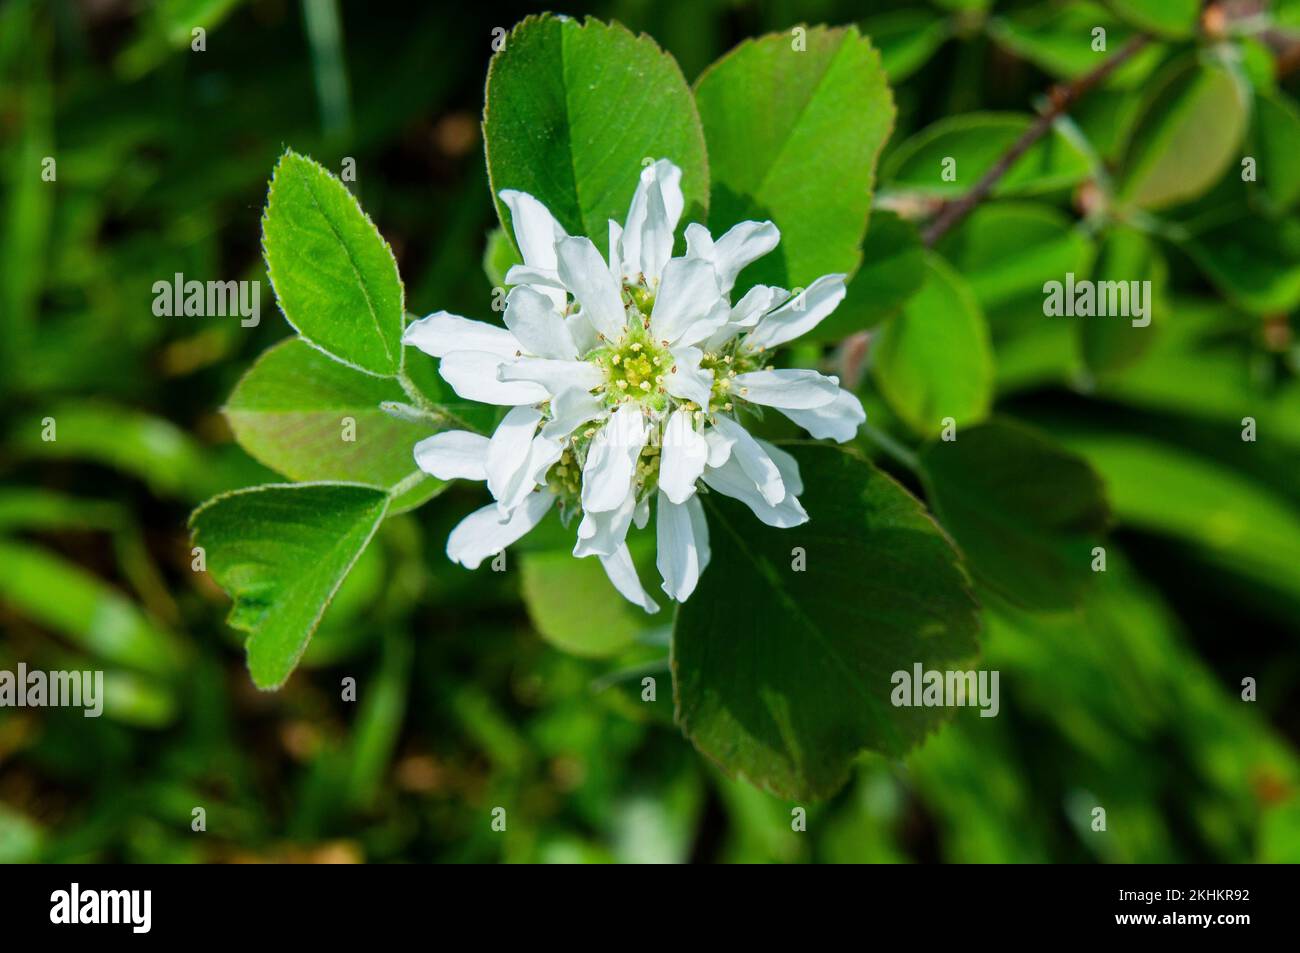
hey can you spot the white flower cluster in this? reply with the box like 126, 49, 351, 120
404, 159, 865, 611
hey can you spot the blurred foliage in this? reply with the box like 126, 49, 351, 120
1, 0, 1299, 862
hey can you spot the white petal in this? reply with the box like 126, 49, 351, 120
703, 426, 734, 468
542, 387, 608, 440
503, 264, 566, 290
499, 434, 564, 514
656, 491, 705, 602
566, 311, 598, 354
574, 485, 638, 557
681, 298, 733, 349
701, 285, 789, 352
503, 265, 567, 312
711, 415, 785, 506
709, 220, 781, 294
446, 490, 554, 569
607, 219, 623, 284
403, 312, 519, 360
438, 351, 547, 406
659, 409, 708, 504
633, 493, 651, 529
499, 189, 566, 271
498, 357, 604, 396
755, 439, 803, 495
776, 388, 866, 443
503, 285, 577, 360
581, 403, 648, 513
684, 222, 714, 260
653, 160, 684, 235
555, 236, 626, 341
640, 172, 674, 283
686, 495, 711, 574
733, 285, 789, 328
732, 368, 840, 410
662, 345, 712, 408
745, 273, 847, 350
597, 544, 660, 614
650, 257, 723, 346
486, 406, 542, 509
701, 455, 808, 528
622, 159, 683, 282
413, 430, 489, 481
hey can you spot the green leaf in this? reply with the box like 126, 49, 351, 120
1179, 215, 1300, 315
694, 25, 894, 290
872, 252, 994, 438
190, 483, 390, 689
0, 489, 121, 533
1104, 0, 1199, 38
1059, 433, 1300, 604
0, 540, 182, 676
116, 0, 243, 78
224, 337, 442, 512
262, 150, 404, 377
1080, 225, 1166, 376
673, 444, 981, 800
1073, 89, 1145, 163
860, 9, 949, 83
484, 14, 708, 253
804, 211, 925, 342
883, 112, 1091, 199
1251, 92, 1300, 213
10, 402, 262, 502
520, 550, 648, 658
919, 418, 1111, 611
988, 3, 1162, 89
1115, 59, 1249, 211
936, 202, 1094, 311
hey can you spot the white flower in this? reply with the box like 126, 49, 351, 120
404, 159, 866, 611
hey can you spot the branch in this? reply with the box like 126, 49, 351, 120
921, 34, 1151, 248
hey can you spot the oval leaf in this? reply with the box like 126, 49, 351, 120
484, 14, 708, 252
673, 444, 981, 801
262, 151, 404, 376
224, 338, 441, 512
919, 418, 1110, 611
1116, 59, 1249, 211
872, 252, 994, 437
520, 550, 647, 658
694, 25, 895, 290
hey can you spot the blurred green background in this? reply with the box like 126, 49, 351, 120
2, 0, 1299, 863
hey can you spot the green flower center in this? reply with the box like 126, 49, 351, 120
700, 344, 765, 413
589, 306, 675, 412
